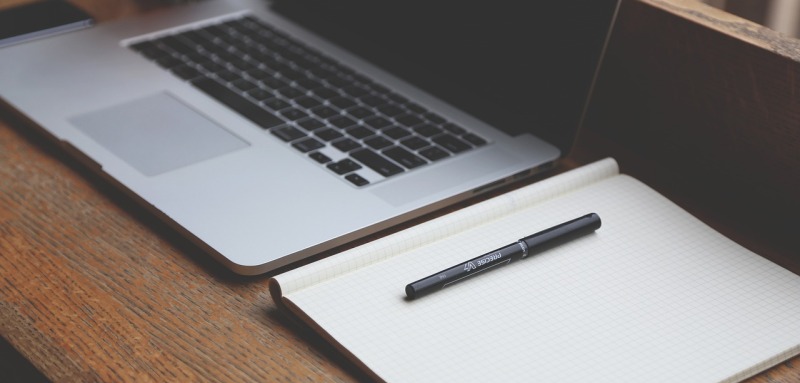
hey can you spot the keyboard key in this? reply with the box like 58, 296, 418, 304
400, 136, 428, 150
311, 106, 340, 119
433, 133, 471, 153
309, 151, 331, 164
231, 78, 257, 92
363, 117, 392, 130
351, 149, 404, 177
345, 173, 369, 186
192, 78, 284, 130
279, 108, 309, 121
155, 55, 183, 69
297, 118, 326, 131
383, 146, 426, 169
332, 138, 362, 152
329, 115, 357, 129
247, 87, 274, 101
271, 125, 306, 142
329, 97, 357, 110
327, 158, 362, 175
315, 128, 344, 142
292, 137, 325, 152
377, 104, 405, 117
359, 95, 387, 108
419, 146, 450, 161
364, 136, 393, 150
413, 124, 443, 137
130, 41, 170, 60
295, 95, 323, 109
442, 122, 466, 135
344, 125, 374, 140
262, 97, 291, 111
171, 65, 203, 81
383, 126, 412, 139
462, 133, 487, 147
346, 106, 375, 120
395, 114, 425, 128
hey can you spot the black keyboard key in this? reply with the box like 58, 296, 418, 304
396, 114, 425, 128
329, 97, 357, 110
404, 102, 428, 114
277, 86, 306, 99
383, 126, 412, 139
279, 108, 309, 121
214, 70, 240, 83
292, 137, 325, 152
155, 55, 183, 69
327, 159, 362, 175
332, 138, 362, 152
258, 77, 287, 90
199, 60, 226, 74
377, 104, 405, 117
311, 87, 339, 99
271, 125, 306, 142
262, 97, 291, 111
329, 115, 357, 129
231, 78, 257, 92
364, 136, 393, 150
359, 95, 387, 108
462, 133, 487, 147
130, 41, 170, 60
309, 151, 331, 164
363, 117, 392, 130
192, 78, 284, 130
383, 146, 426, 169
351, 149, 404, 177
315, 128, 344, 142
419, 146, 450, 161
344, 125, 374, 140
171, 65, 203, 81
400, 136, 429, 150
346, 106, 375, 120
413, 124, 443, 137
247, 87, 274, 101
311, 106, 340, 119
295, 95, 323, 109
442, 122, 466, 135
433, 133, 471, 153
297, 118, 326, 131
345, 173, 369, 186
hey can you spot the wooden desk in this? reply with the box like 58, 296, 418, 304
1, 0, 798, 381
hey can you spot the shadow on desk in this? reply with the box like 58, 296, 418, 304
1, 337, 49, 383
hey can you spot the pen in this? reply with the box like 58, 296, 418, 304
405, 213, 601, 299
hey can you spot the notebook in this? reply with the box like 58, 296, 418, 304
270, 158, 800, 382
0, 0, 620, 274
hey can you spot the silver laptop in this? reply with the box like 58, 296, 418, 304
0, 0, 620, 274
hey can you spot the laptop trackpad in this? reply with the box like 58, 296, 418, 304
70, 92, 249, 176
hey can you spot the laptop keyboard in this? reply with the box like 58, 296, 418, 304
129, 15, 487, 187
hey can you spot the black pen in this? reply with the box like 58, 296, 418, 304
405, 213, 601, 299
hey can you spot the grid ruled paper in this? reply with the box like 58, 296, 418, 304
276, 167, 800, 382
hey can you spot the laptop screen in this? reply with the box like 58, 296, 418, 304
272, 0, 619, 154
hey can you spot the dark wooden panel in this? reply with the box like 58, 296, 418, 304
585, 0, 800, 269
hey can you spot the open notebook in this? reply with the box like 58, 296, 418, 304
269, 158, 800, 382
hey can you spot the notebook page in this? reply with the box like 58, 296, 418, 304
285, 175, 800, 382
271, 158, 619, 296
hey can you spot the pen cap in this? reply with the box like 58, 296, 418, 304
521, 213, 601, 255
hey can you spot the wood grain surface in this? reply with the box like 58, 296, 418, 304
1, 0, 798, 382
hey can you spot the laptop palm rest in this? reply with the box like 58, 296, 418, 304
70, 92, 249, 176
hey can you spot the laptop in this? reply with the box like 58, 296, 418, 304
0, 0, 620, 275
